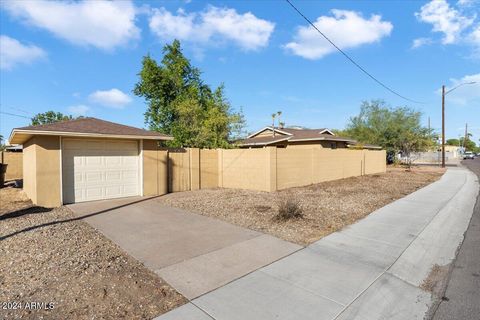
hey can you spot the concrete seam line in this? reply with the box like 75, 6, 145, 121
186, 302, 216, 320
155, 234, 268, 271
257, 269, 347, 307
189, 245, 305, 301
332, 169, 470, 320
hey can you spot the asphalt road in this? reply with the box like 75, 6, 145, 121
433, 158, 480, 320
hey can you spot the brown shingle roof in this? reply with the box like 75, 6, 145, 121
16, 117, 171, 139
239, 135, 291, 146
241, 127, 356, 146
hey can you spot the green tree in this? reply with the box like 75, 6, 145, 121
344, 100, 434, 158
31, 111, 74, 126
446, 138, 460, 146
460, 134, 476, 151
134, 40, 245, 148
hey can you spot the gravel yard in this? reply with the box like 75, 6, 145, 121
0, 185, 186, 320
158, 166, 445, 245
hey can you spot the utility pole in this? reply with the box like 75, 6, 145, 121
442, 85, 445, 168
464, 123, 468, 150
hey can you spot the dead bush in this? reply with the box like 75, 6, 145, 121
275, 196, 303, 220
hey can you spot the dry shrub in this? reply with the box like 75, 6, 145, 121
276, 196, 303, 220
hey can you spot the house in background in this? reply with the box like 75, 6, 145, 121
239, 126, 381, 150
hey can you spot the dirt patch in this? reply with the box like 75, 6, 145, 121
0, 187, 186, 319
158, 166, 445, 245
420, 264, 451, 296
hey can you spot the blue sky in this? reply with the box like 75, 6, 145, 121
1, 0, 479, 144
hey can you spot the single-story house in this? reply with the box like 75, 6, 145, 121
9, 117, 172, 207
239, 126, 381, 150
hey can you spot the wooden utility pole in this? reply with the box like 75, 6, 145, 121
441, 85, 445, 168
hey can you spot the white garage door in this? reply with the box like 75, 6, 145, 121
62, 139, 140, 203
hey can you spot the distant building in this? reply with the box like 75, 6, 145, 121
238, 126, 381, 150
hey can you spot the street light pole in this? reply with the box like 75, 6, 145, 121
441, 81, 476, 168
442, 85, 446, 168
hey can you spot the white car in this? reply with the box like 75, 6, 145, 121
463, 151, 475, 160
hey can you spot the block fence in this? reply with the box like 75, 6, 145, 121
167, 147, 386, 193
1, 151, 23, 180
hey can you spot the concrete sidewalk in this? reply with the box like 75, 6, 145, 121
158, 167, 478, 320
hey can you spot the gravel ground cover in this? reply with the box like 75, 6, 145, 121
159, 166, 445, 245
0, 185, 186, 320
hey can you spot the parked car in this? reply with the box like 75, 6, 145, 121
463, 151, 475, 160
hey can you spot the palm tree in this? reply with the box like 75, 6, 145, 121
271, 113, 276, 136
277, 111, 282, 129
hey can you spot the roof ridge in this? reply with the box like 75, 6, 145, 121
87, 117, 152, 132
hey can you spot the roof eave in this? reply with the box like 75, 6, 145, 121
9, 129, 173, 145
246, 127, 293, 139
239, 136, 291, 146
289, 137, 356, 143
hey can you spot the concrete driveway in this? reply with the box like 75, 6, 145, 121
68, 196, 300, 299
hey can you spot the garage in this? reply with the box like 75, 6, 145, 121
8, 117, 172, 207
62, 139, 140, 203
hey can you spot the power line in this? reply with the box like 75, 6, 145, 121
285, 0, 425, 104
0, 111, 31, 119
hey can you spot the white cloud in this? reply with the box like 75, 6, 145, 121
284, 10, 393, 60
441, 73, 480, 105
0, 35, 46, 70
68, 105, 90, 116
457, 0, 478, 7
89, 89, 132, 108
149, 6, 275, 50
3, 0, 140, 51
412, 37, 434, 49
415, 0, 474, 44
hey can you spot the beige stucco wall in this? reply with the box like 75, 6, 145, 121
22, 136, 61, 207
142, 140, 168, 196
200, 149, 218, 189
220, 148, 271, 191
22, 138, 37, 204
36, 136, 61, 207
149, 146, 385, 194
277, 148, 386, 190
1, 152, 23, 180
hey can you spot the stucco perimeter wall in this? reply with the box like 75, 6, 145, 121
163, 147, 385, 193
1, 152, 23, 180
200, 149, 218, 189
277, 148, 386, 190
142, 140, 168, 196
22, 136, 61, 207
219, 148, 273, 191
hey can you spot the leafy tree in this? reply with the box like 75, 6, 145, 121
460, 134, 477, 151
446, 138, 460, 146
134, 40, 245, 148
344, 100, 435, 161
31, 111, 74, 126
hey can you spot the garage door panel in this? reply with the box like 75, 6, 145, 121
86, 157, 103, 166
105, 185, 122, 197
85, 171, 103, 183
86, 187, 104, 199
62, 139, 140, 204
106, 171, 122, 181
